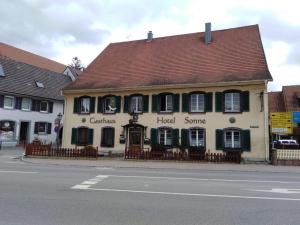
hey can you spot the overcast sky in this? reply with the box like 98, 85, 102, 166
1, 0, 299, 91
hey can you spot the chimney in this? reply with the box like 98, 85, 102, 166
204, 22, 212, 44
147, 31, 153, 42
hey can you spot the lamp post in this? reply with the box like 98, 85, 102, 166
55, 112, 63, 148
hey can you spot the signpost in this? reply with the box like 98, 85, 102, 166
270, 112, 292, 134
292, 112, 300, 123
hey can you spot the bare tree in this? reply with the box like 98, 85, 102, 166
69, 57, 85, 71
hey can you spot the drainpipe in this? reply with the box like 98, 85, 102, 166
264, 80, 269, 161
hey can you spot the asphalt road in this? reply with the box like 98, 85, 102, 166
1, 152, 300, 225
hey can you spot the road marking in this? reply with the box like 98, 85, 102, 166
96, 167, 114, 170
251, 188, 300, 194
104, 174, 300, 184
71, 175, 108, 190
86, 187, 300, 201
0, 170, 37, 174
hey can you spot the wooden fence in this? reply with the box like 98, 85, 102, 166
125, 149, 241, 163
25, 143, 98, 158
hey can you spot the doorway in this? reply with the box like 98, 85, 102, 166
19, 122, 29, 145
128, 127, 143, 152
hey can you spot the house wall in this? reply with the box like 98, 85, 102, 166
62, 82, 269, 161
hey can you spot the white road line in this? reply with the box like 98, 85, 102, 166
0, 170, 37, 174
105, 175, 300, 184
71, 175, 109, 190
86, 188, 300, 201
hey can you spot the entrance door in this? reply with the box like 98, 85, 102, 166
128, 127, 143, 152
19, 122, 29, 145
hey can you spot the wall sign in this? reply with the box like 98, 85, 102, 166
90, 117, 116, 124
292, 112, 300, 123
156, 116, 206, 124
270, 112, 292, 134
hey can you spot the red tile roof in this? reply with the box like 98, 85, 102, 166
64, 24, 272, 91
0, 42, 66, 73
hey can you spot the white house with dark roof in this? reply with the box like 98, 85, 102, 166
0, 56, 72, 147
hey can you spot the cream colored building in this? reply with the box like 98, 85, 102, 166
62, 24, 272, 161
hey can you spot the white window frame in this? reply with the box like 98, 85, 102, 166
40, 101, 48, 113
225, 92, 240, 112
159, 128, 172, 146
21, 98, 31, 111
104, 96, 116, 113
160, 94, 172, 112
130, 96, 142, 113
189, 128, 205, 147
190, 94, 205, 112
224, 129, 241, 148
4, 96, 14, 109
80, 98, 90, 114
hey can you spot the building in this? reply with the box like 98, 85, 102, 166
62, 24, 272, 161
0, 55, 72, 147
269, 85, 300, 142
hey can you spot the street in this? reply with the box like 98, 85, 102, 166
0, 150, 300, 225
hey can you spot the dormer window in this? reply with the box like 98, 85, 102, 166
35, 81, 44, 88
0, 64, 5, 77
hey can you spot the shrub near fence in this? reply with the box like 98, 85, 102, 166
25, 143, 98, 158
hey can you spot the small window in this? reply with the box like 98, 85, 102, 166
160, 94, 172, 112
130, 96, 142, 113
0, 64, 5, 77
190, 94, 204, 112
37, 122, 47, 134
225, 92, 240, 112
104, 96, 116, 113
80, 98, 90, 113
101, 127, 115, 147
4, 96, 14, 109
77, 127, 89, 146
40, 101, 48, 113
35, 81, 44, 88
159, 127, 172, 146
0, 120, 15, 140
189, 128, 205, 147
225, 129, 241, 148
21, 98, 31, 111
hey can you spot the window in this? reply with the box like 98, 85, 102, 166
0, 64, 5, 77
80, 98, 90, 113
101, 127, 115, 147
104, 96, 116, 113
130, 96, 142, 113
159, 128, 172, 146
225, 92, 240, 112
189, 128, 205, 147
160, 94, 172, 112
4, 96, 14, 109
190, 94, 204, 112
0, 120, 15, 140
35, 81, 44, 88
21, 98, 31, 111
38, 122, 47, 134
40, 101, 48, 112
77, 127, 89, 146
225, 129, 241, 148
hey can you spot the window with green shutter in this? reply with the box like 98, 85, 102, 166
116, 96, 121, 113
205, 92, 212, 112
173, 94, 180, 112
102, 95, 118, 114
88, 128, 94, 145
73, 97, 79, 113
215, 92, 223, 112
97, 97, 103, 113
172, 128, 179, 147
71, 128, 77, 144
150, 128, 158, 148
242, 129, 251, 151
101, 127, 115, 147
76, 127, 89, 146
241, 91, 249, 112
181, 129, 189, 148
151, 95, 158, 113
158, 93, 173, 113
143, 95, 149, 113
123, 96, 129, 113
182, 94, 189, 113
90, 97, 95, 113
215, 129, 224, 150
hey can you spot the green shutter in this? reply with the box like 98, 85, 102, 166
71, 128, 77, 145
152, 95, 158, 113
88, 128, 94, 145
90, 97, 95, 113
97, 97, 103, 113
172, 129, 179, 147
124, 96, 129, 113
116, 96, 121, 113
205, 92, 213, 112
182, 93, 189, 113
215, 92, 223, 112
216, 129, 224, 150
143, 95, 149, 113
242, 130, 251, 151
73, 97, 79, 113
242, 91, 249, 112
173, 94, 180, 112
181, 129, 189, 148
150, 128, 158, 148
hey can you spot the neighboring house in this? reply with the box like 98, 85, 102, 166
269, 85, 300, 142
62, 24, 272, 161
0, 56, 72, 147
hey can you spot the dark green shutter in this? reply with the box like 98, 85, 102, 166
150, 128, 158, 148
47, 123, 52, 134
205, 92, 213, 112
34, 122, 39, 134
215, 92, 223, 112
216, 129, 224, 150
116, 96, 121, 113
181, 129, 189, 148
152, 95, 158, 113
48, 102, 53, 113
242, 91, 249, 112
88, 128, 94, 145
15, 97, 22, 110
0, 95, 3, 108
143, 95, 149, 113
124, 96, 129, 113
182, 93, 189, 112
173, 94, 180, 112
172, 129, 179, 147
97, 97, 103, 113
71, 128, 77, 145
73, 98, 79, 113
242, 130, 251, 151
90, 97, 95, 113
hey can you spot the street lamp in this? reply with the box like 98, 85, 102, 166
55, 112, 63, 148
